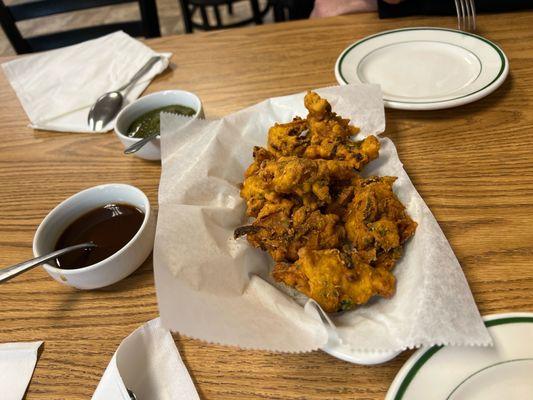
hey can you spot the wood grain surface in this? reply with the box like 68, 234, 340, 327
0, 10, 532, 400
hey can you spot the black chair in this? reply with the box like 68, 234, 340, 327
178, 0, 269, 32
269, 0, 313, 22
0, 0, 161, 54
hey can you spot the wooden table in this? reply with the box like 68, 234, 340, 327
1, 10, 532, 399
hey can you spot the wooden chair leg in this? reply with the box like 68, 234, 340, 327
178, 0, 194, 33
249, 0, 262, 25
227, 0, 233, 15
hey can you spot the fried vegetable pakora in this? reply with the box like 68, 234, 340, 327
267, 92, 380, 171
236, 91, 417, 313
273, 248, 395, 313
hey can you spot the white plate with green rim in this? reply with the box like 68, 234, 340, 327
385, 312, 533, 400
335, 27, 509, 110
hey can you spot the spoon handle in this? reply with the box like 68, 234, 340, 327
0, 243, 96, 283
117, 56, 162, 92
123, 131, 159, 154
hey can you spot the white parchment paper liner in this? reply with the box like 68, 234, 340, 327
154, 84, 492, 352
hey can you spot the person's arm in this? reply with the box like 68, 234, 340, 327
311, 0, 404, 18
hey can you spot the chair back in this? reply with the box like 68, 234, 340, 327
0, 0, 160, 54
179, 0, 268, 33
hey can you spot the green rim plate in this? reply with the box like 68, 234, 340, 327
334, 27, 509, 110
386, 312, 533, 400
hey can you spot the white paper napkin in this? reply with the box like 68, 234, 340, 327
154, 84, 492, 353
0, 341, 42, 400
92, 318, 199, 400
2, 31, 171, 133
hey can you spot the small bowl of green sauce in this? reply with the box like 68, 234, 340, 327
114, 90, 203, 160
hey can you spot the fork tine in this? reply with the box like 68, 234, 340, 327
468, 0, 477, 32
465, 0, 472, 31
464, 0, 471, 31
460, 0, 467, 31
454, 0, 462, 30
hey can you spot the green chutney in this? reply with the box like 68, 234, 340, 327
127, 104, 196, 138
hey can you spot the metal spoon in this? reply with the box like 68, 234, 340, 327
0, 243, 96, 283
123, 131, 159, 154
127, 389, 137, 400
87, 56, 162, 131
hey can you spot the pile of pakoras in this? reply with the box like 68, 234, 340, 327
235, 92, 417, 313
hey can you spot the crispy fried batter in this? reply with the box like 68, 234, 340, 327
273, 248, 395, 313
236, 91, 417, 312
241, 155, 360, 216
267, 118, 309, 158
244, 206, 344, 262
301, 91, 379, 170
345, 176, 417, 252
266, 91, 379, 171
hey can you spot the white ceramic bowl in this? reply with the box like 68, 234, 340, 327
114, 90, 204, 161
33, 184, 155, 289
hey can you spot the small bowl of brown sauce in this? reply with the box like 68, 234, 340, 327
32, 184, 155, 289
114, 90, 203, 161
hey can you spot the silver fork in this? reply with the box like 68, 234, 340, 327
454, 0, 476, 32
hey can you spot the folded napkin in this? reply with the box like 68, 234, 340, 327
0, 341, 42, 400
92, 318, 199, 400
2, 31, 171, 133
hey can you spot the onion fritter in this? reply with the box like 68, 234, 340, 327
236, 91, 416, 312
273, 248, 396, 313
